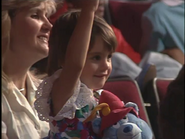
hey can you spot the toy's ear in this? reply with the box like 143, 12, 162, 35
92, 118, 102, 134
127, 113, 153, 139
125, 102, 139, 114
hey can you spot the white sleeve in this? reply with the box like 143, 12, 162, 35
2, 121, 7, 134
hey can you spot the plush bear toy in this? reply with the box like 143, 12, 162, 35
84, 90, 153, 139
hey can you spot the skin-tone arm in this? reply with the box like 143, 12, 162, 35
51, 0, 99, 116
161, 48, 185, 65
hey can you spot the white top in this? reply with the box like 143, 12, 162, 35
110, 52, 142, 79
139, 51, 183, 78
34, 69, 97, 135
2, 72, 49, 139
35, 69, 97, 121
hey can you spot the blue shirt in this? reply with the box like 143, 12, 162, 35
143, 1, 184, 53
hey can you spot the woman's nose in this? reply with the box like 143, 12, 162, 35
42, 18, 53, 32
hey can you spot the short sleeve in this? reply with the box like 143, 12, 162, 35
34, 69, 96, 122
2, 121, 7, 134
34, 69, 78, 122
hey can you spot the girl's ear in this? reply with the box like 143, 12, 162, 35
92, 118, 102, 134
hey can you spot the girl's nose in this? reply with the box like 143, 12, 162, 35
101, 60, 110, 70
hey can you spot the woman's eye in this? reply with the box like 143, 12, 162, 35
31, 14, 40, 19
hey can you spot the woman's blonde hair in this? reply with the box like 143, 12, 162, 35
2, 0, 56, 16
2, 0, 56, 87
1, 0, 56, 56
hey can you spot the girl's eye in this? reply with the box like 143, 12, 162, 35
107, 54, 112, 61
31, 13, 40, 19
92, 55, 101, 60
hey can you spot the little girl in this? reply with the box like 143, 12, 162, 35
34, 1, 117, 138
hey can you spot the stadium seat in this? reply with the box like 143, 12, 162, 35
102, 77, 152, 127
153, 78, 173, 108
143, 77, 173, 139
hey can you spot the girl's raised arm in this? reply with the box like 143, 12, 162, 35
51, 0, 99, 116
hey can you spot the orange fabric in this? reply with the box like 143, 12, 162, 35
111, 25, 141, 64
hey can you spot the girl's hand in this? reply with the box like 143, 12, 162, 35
67, 0, 99, 12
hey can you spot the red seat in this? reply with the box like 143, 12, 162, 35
143, 77, 173, 139
153, 78, 173, 108
108, 1, 152, 53
102, 77, 151, 126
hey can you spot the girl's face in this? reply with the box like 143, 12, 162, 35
80, 35, 113, 90
10, 3, 52, 61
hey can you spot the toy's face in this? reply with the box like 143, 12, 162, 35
92, 102, 153, 139
103, 116, 142, 139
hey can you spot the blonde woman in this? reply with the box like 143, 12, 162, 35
2, 0, 56, 138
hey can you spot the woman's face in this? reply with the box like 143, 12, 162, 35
10, 2, 52, 61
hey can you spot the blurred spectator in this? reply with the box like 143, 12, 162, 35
140, 0, 184, 64
158, 64, 184, 139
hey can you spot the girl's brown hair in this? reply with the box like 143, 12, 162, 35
48, 10, 117, 76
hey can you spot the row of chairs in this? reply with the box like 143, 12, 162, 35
102, 75, 173, 139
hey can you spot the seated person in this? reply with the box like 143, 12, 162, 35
158, 65, 184, 139
140, 0, 184, 64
